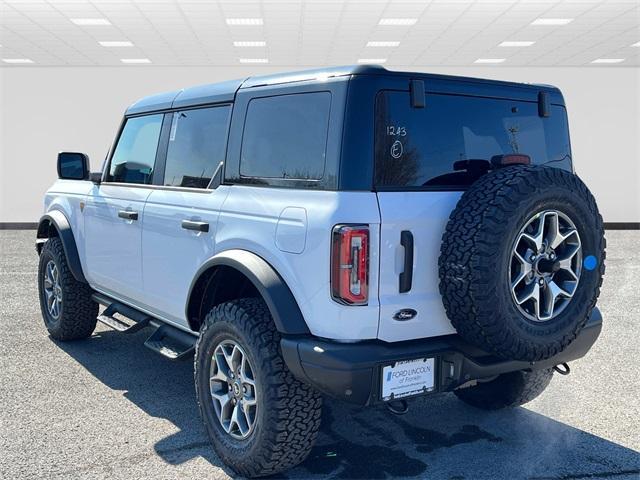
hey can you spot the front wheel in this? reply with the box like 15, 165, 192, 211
194, 298, 322, 478
37, 237, 98, 340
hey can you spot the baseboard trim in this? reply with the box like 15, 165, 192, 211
0, 222, 38, 230
604, 222, 640, 230
0, 221, 639, 230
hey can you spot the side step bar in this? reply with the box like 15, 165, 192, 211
91, 293, 196, 361
144, 325, 196, 360
96, 301, 151, 334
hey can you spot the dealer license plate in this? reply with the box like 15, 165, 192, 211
381, 357, 435, 401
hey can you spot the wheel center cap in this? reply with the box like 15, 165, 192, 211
232, 382, 241, 397
536, 256, 561, 275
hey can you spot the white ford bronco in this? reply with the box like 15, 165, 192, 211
37, 65, 605, 477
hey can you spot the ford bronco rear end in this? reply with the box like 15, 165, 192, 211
37, 66, 605, 478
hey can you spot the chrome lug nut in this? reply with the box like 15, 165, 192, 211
538, 278, 545, 286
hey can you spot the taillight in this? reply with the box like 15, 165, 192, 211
331, 225, 369, 305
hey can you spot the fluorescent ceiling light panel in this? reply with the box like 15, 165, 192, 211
226, 18, 263, 26
367, 41, 400, 47
99, 41, 133, 47
3, 58, 34, 64
358, 58, 387, 64
121, 58, 151, 64
631, 41, 640, 47
474, 58, 506, 64
239, 58, 268, 63
234, 41, 266, 47
378, 18, 417, 26
71, 18, 111, 26
591, 58, 625, 64
531, 18, 573, 26
499, 41, 535, 47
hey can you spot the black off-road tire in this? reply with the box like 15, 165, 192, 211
454, 368, 554, 410
37, 237, 98, 340
439, 165, 605, 362
194, 298, 322, 478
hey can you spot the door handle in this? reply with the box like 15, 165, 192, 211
181, 220, 209, 233
399, 230, 414, 293
118, 210, 138, 221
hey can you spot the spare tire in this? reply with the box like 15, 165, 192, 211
439, 165, 605, 362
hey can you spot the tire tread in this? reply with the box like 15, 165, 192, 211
194, 298, 322, 478
38, 237, 98, 340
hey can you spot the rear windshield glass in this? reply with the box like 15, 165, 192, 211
375, 91, 572, 189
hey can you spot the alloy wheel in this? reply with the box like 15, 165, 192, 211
209, 340, 257, 440
43, 260, 63, 320
510, 210, 582, 322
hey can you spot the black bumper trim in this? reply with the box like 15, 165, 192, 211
281, 307, 603, 405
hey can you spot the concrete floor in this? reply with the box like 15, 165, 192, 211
1, 230, 638, 480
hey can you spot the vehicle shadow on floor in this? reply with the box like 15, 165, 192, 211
57, 327, 640, 480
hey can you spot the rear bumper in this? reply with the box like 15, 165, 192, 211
281, 307, 603, 405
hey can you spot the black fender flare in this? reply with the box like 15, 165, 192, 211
187, 250, 310, 335
36, 211, 87, 284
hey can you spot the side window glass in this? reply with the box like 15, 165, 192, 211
240, 92, 331, 180
109, 114, 163, 184
163, 106, 230, 188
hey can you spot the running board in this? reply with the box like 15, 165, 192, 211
93, 295, 152, 334
144, 324, 196, 361
91, 292, 196, 361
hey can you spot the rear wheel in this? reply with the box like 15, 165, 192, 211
454, 368, 554, 410
37, 237, 98, 340
194, 298, 322, 478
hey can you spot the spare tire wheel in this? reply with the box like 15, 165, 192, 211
439, 165, 605, 362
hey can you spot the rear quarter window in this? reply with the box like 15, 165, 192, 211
375, 91, 572, 189
240, 92, 331, 181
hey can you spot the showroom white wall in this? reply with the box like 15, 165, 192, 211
0, 65, 638, 224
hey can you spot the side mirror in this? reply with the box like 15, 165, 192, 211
57, 152, 90, 180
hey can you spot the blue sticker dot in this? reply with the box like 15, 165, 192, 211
583, 255, 597, 271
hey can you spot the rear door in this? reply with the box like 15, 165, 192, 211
375, 89, 572, 342
141, 105, 232, 327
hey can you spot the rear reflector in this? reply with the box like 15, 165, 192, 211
331, 225, 369, 305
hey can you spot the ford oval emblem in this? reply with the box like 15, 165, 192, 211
393, 309, 417, 321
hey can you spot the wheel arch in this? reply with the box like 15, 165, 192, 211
186, 249, 310, 335
36, 211, 87, 284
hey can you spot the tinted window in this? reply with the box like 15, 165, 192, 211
375, 92, 572, 188
109, 114, 163, 184
240, 92, 331, 180
163, 106, 230, 188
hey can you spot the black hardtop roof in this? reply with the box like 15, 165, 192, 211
126, 65, 562, 116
